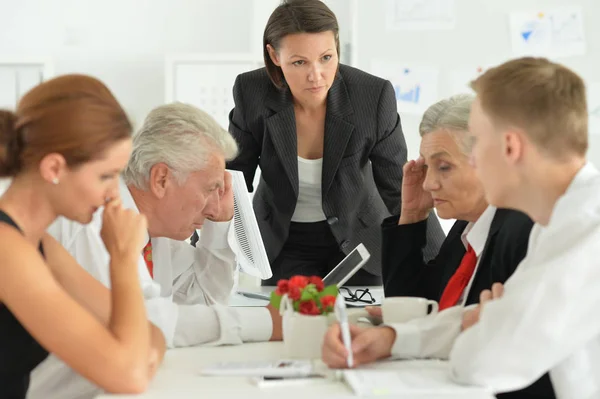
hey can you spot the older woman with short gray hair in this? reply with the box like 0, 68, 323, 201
378, 93, 534, 307
322, 95, 538, 397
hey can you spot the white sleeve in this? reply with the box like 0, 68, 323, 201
171, 220, 238, 305
172, 304, 273, 347
49, 215, 160, 297
449, 229, 600, 393
48, 216, 110, 286
387, 305, 466, 359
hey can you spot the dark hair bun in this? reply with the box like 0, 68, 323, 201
0, 110, 22, 177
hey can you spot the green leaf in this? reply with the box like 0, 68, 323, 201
304, 284, 318, 296
270, 291, 282, 310
293, 300, 300, 312
321, 284, 339, 298
301, 290, 313, 301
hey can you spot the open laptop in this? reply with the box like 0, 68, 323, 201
238, 244, 371, 301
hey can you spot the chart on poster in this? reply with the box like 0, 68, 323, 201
509, 7, 586, 58
371, 61, 439, 115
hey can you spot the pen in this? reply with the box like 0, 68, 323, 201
334, 293, 354, 368
238, 291, 270, 301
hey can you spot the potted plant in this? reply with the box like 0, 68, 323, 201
270, 275, 338, 359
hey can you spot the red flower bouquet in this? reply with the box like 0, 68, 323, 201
270, 275, 338, 315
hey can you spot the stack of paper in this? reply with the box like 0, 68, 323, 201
343, 364, 490, 396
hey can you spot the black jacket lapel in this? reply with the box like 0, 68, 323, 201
265, 85, 299, 197
322, 73, 355, 197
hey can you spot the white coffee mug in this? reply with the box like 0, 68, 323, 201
382, 296, 438, 324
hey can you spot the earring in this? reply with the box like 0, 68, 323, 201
52, 177, 59, 185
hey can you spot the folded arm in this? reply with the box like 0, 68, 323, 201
381, 216, 448, 300
0, 228, 164, 393
171, 220, 238, 306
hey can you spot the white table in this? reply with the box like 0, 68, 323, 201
98, 286, 493, 398
98, 342, 495, 399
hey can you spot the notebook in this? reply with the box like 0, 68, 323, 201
343, 364, 492, 396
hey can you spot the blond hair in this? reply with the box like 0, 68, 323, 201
471, 57, 588, 158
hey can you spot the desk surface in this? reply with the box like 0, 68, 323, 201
98, 342, 495, 399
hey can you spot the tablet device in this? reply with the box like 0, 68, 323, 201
236, 243, 371, 301
323, 243, 370, 287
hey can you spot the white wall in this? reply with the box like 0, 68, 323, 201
353, 0, 600, 163
0, 0, 354, 130
3, 0, 599, 167
0, 0, 253, 129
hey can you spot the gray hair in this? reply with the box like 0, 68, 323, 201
123, 102, 238, 189
419, 94, 475, 154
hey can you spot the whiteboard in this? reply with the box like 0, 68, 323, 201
165, 54, 262, 130
0, 58, 52, 110
350, 0, 600, 162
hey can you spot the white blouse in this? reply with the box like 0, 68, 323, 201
291, 156, 327, 223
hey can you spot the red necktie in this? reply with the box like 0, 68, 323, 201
143, 241, 154, 278
439, 245, 477, 310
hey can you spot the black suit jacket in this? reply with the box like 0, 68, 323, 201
381, 208, 555, 399
227, 64, 445, 275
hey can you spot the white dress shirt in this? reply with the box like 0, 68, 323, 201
450, 163, 600, 399
388, 206, 497, 359
27, 179, 273, 399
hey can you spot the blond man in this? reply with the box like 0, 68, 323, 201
450, 58, 599, 399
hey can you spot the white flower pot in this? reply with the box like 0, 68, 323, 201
280, 295, 330, 359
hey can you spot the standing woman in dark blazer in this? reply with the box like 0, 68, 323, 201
227, 0, 444, 285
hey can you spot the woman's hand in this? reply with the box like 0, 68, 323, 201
101, 199, 148, 263
399, 158, 433, 224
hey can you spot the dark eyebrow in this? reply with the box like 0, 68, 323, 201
290, 49, 333, 59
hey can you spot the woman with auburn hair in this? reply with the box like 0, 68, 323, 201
0, 75, 165, 398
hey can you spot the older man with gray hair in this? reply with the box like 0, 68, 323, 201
27, 103, 282, 399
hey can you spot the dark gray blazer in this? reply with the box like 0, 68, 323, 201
226, 64, 444, 275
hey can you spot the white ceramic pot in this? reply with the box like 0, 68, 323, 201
280, 295, 330, 359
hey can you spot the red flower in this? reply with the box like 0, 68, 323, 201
299, 300, 321, 315
309, 276, 324, 292
320, 295, 336, 311
288, 285, 301, 301
288, 275, 309, 289
275, 279, 289, 295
